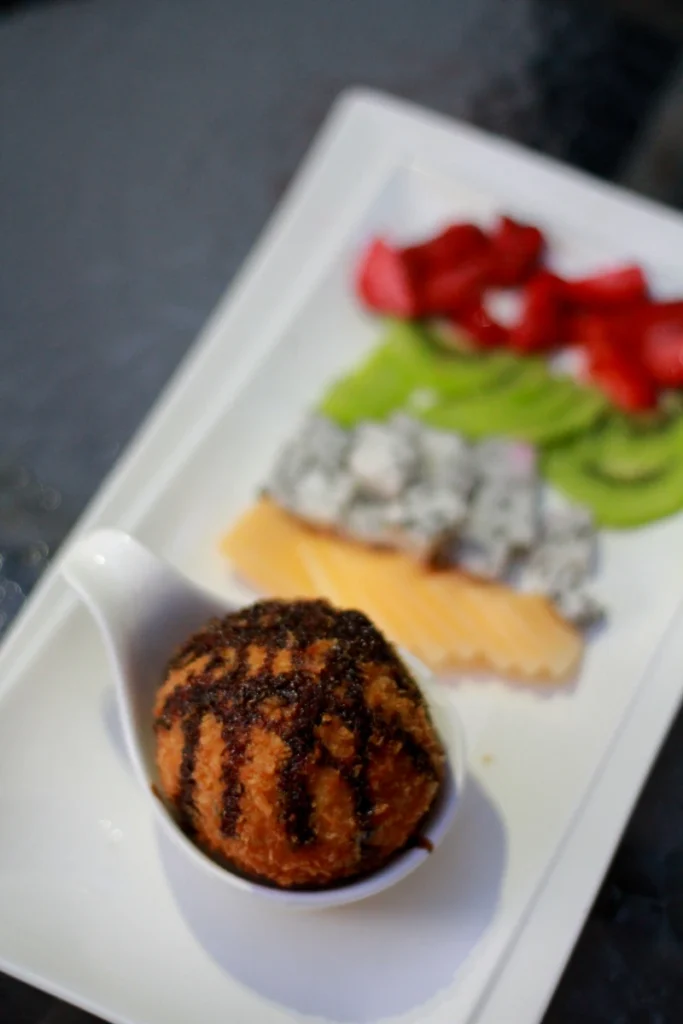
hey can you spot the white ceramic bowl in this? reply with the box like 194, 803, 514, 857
61, 528, 466, 909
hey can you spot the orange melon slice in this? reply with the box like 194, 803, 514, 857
298, 532, 453, 667
219, 499, 318, 599
220, 499, 582, 682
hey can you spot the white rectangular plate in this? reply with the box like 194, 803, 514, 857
2, 90, 683, 1024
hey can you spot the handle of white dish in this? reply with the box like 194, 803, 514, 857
61, 529, 228, 782
61, 528, 225, 668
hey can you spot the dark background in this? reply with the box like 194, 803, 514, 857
2, 1, 683, 1021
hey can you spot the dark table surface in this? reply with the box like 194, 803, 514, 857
2, 1, 683, 1022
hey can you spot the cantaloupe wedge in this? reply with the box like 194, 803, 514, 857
220, 499, 318, 599
220, 499, 582, 682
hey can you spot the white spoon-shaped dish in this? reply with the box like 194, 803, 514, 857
61, 528, 466, 909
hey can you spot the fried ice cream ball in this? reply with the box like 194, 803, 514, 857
154, 599, 445, 889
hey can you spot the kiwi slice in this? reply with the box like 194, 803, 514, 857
521, 385, 607, 446
417, 360, 552, 438
320, 319, 520, 427
591, 412, 683, 481
319, 319, 605, 450
543, 411, 683, 527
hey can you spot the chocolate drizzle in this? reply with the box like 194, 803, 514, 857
177, 710, 203, 832
155, 599, 441, 854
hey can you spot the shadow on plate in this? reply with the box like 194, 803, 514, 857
158, 775, 507, 1023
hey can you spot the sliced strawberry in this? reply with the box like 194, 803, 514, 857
402, 223, 488, 279
356, 238, 418, 317
623, 300, 683, 338
489, 216, 545, 287
643, 319, 683, 387
561, 265, 648, 310
581, 315, 619, 366
509, 272, 562, 353
589, 358, 657, 411
417, 256, 492, 316
558, 309, 596, 347
583, 317, 657, 411
457, 302, 508, 348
